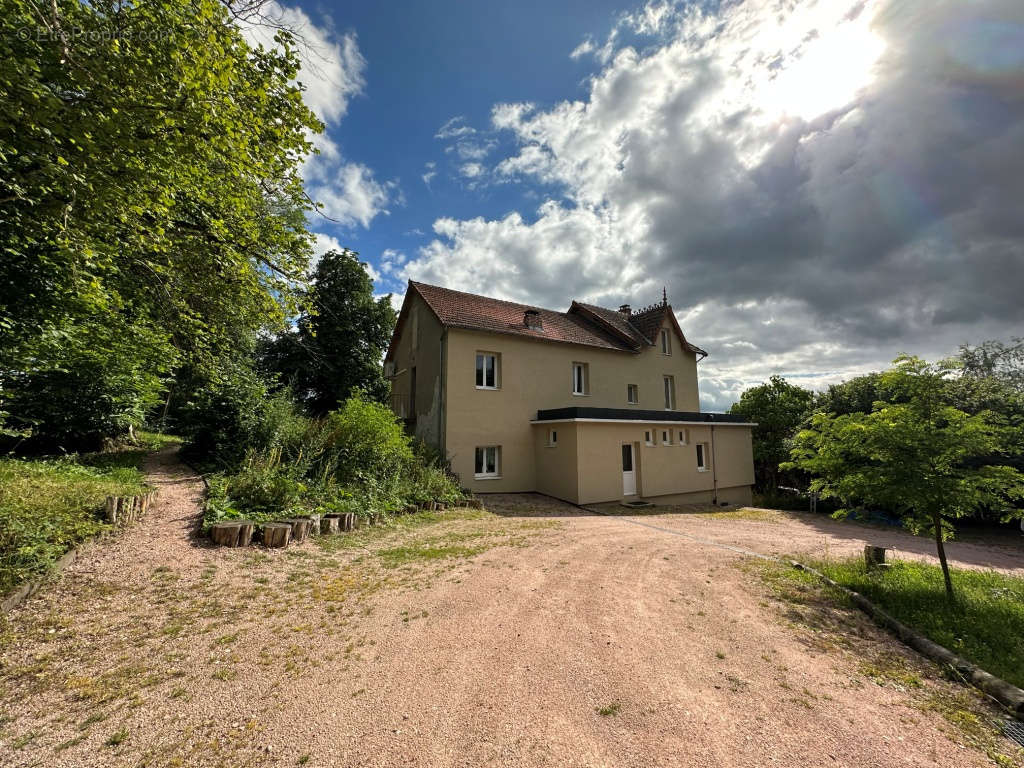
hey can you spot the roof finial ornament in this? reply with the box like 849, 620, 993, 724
662, 286, 668, 306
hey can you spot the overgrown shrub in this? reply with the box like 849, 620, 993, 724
0, 456, 147, 593
200, 391, 464, 529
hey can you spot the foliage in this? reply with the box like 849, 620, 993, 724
729, 375, 814, 490
814, 373, 887, 417
810, 557, 1024, 690
259, 249, 397, 413
1, 0, 322, 444
322, 392, 413, 486
200, 392, 463, 529
175, 360, 308, 470
0, 455, 146, 593
785, 355, 1024, 599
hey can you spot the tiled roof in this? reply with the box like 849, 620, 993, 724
387, 281, 706, 360
409, 282, 634, 352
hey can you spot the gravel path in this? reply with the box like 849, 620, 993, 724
0, 458, 1020, 767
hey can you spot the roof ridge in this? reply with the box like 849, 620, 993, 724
410, 280, 552, 314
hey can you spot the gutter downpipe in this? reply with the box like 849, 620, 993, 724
710, 423, 718, 505
439, 329, 447, 460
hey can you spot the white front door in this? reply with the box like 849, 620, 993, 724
622, 443, 636, 496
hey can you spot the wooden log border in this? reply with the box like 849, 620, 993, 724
4, 486, 156, 613
105, 490, 158, 526
791, 560, 1024, 720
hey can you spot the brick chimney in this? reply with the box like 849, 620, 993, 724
618, 304, 631, 316
524, 309, 543, 330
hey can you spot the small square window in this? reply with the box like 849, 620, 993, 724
644, 430, 654, 446
547, 429, 558, 447
476, 352, 500, 389
662, 430, 672, 445
678, 429, 689, 446
475, 446, 501, 479
627, 384, 639, 404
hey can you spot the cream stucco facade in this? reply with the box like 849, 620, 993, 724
385, 283, 755, 506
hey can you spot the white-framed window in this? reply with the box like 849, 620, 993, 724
663, 375, 676, 410
627, 384, 639, 404
476, 352, 499, 389
661, 429, 672, 445
644, 430, 654, 446
696, 442, 710, 472
677, 428, 689, 446
660, 329, 672, 355
572, 362, 589, 395
547, 429, 558, 447
474, 446, 501, 479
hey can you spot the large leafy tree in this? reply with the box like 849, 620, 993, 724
785, 356, 1024, 600
729, 376, 814, 490
1, 0, 321, 445
260, 250, 396, 415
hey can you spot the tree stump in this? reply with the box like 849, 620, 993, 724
864, 545, 888, 569
287, 518, 312, 543
210, 522, 241, 547
309, 515, 321, 535
236, 520, 255, 547
263, 523, 291, 548
341, 513, 355, 532
322, 516, 340, 534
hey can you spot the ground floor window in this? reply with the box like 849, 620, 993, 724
677, 428, 689, 445
696, 442, 710, 471
474, 446, 501, 478
661, 429, 672, 445
644, 430, 654, 446
547, 429, 558, 447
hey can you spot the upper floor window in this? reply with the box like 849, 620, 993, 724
627, 384, 639, 404
572, 362, 589, 395
476, 352, 499, 389
663, 375, 676, 410
660, 329, 672, 355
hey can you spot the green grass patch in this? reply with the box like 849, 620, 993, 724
0, 456, 147, 594
376, 543, 487, 568
133, 430, 183, 451
806, 557, 1024, 689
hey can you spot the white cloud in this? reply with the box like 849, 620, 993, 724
459, 162, 485, 179
240, 3, 391, 229
402, 0, 1024, 409
570, 38, 595, 59
435, 116, 476, 139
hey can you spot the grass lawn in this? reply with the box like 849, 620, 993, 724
810, 557, 1024, 690
0, 454, 148, 595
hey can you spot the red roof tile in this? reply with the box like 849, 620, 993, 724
408, 282, 634, 352
386, 281, 706, 360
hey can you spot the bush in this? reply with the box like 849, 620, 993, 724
199, 391, 464, 529
320, 392, 413, 486
0, 455, 147, 593
177, 361, 307, 470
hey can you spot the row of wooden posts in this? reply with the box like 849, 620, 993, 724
105, 490, 158, 526
209, 497, 485, 549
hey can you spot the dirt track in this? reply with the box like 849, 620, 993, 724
0, 450, 1020, 767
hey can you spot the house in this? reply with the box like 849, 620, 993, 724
384, 281, 755, 506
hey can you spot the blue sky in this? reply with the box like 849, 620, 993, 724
260, 0, 1024, 409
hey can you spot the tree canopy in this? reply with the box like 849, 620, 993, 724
259, 249, 396, 415
784, 356, 1024, 600
1, 0, 322, 447
729, 375, 814, 490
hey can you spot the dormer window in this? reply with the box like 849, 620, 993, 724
660, 329, 671, 355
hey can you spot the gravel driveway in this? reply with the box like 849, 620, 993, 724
1, 450, 1020, 767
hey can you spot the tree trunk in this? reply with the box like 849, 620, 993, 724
932, 510, 955, 602
211, 522, 241, 547
262, 522, 291, 548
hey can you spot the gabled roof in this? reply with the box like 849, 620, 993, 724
386, 281, 707, 361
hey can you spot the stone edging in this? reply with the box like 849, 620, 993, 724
791, 560, 1024, 720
